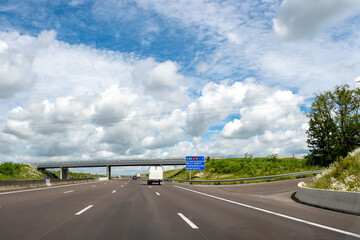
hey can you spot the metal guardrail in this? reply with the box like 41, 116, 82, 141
165, 170, 325, 183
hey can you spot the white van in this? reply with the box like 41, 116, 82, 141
148, 166, 163, 185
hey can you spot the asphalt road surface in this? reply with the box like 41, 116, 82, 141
0, 178, 359, 240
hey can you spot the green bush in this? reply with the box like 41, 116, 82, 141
0, 162, 21, 176
0, 162, 45, 180
305, 149, 360, 192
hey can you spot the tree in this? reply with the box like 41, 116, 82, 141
306, 85, 360, 165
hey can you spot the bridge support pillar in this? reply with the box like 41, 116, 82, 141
106, 166, 111, 180
60, 167, 68, 179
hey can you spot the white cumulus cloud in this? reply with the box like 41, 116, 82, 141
273, 0, 360, 39
221, 87, 305, 139
0, 35, 35, 98
185, 80, 247, 136
0, 28, 314, 162
132, 58, 188, 104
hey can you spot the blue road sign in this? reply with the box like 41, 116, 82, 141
186, 156, 205, 170
186, 156, 204, 161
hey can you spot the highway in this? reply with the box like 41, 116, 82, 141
0, 179, 359, 239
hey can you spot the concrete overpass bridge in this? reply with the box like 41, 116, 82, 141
33, 158, 186, 179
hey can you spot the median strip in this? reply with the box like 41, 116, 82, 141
0, 181, 98, 195
174, 185, 360, 239
178, 213, 198, 229
75, 205, 93, 216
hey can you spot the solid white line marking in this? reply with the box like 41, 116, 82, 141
174, 185, 360, 239
156, 192, 160, 196
91, 185, 96, 187
64, 190, 74, 194
75, 205, 93, 215
112, 190, 116, 193
178, 213, 198, 229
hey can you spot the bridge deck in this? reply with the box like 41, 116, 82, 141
33, 158, 186, 169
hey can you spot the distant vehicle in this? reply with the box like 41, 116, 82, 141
132, 176, 137, 180
67, 176, 74, 179
42, 176, 50, 180
136, 172, 141, 179
147, 166, 163, 185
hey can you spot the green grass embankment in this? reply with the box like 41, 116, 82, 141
0, 162, 45, 180
303, 149, 360, 192
49, 170, 104, 179
0, 162, 104, 181
165, 156, 325, 184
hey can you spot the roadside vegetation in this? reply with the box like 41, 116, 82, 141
68, 172, 105, 178
302, 149, 360, 192
165, 154, 324, 184
49, 170, 104, 179
0, 162, 45, 180
0, 162, 104, 181
306, 85, 360, 166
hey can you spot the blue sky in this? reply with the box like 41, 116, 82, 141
1, 0, 207, 67
0, 0, 360, 174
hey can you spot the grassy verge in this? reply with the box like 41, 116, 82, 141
49, 170, 104, 179
302, 149, 360, 192
165, 156, 325, 185
0, 162, 105, 181
0, 162, 45, 180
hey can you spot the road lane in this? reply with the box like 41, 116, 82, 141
0, 178, 358, 239
170, 184, 360, 239
0, 179, 129, 239
168, 179, 360, 236
36, 179, 205, 240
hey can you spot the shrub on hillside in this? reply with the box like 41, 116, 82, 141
0, 162, 21, 176
304, 148, 360, 192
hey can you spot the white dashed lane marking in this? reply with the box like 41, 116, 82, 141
178, 213, 198, 229
75, 205, 93, 216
